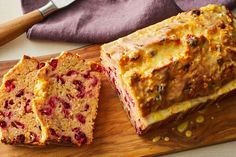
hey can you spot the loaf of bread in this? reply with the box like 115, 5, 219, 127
101, 5, 236, 134
33, 52, 101, 146
0, 56, 46, 144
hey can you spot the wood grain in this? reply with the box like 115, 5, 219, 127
1, 45, 236, 157
0, 10, 43, 46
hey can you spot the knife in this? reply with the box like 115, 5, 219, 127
0, 0, 75, 46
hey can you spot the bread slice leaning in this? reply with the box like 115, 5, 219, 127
33, 52, 101, 146
0, 56, 47, 145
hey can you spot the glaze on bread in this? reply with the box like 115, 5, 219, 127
101, 5, 236, 134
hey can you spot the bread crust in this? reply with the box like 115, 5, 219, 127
101, 4, 236, 134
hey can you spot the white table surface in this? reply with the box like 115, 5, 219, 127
0, 1, 236, 157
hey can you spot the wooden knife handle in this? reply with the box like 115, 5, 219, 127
0, 10, 43, 46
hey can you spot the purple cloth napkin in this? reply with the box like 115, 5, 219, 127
21, 0, 236, 43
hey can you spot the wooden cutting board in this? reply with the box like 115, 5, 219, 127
1, 45, 236, 157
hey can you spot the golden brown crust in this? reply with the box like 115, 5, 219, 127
103, 5, 236, 115
101, 4, 236, 134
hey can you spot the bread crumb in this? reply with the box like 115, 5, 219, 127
185, 130, 192, 137
177, 121, 188, 133
196, 115, 205, 123
152, 136, 161, 142
164, 136, 170, 142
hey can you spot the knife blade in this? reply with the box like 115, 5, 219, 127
39, 0, 76, 17
51, 0, 76, 8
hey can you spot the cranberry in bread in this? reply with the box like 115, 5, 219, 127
101, 5, 236, 134
33, 52, 101, 146
0, 56, 46, 144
